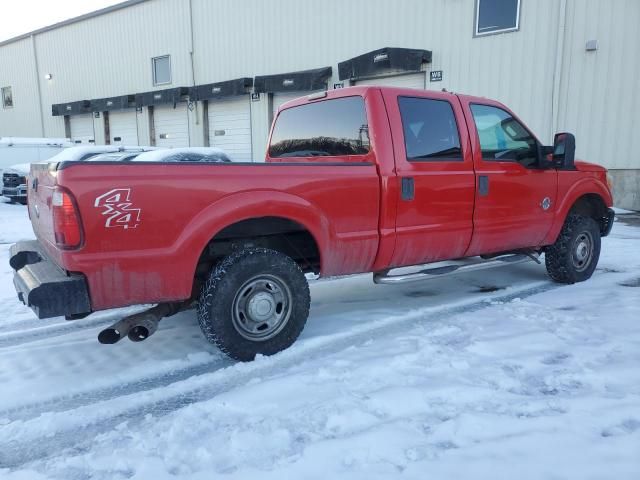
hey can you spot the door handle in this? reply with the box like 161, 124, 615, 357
478, 175, 489, 196
401, 177, 414, 201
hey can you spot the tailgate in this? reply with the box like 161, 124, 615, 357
28, 163, 58, 253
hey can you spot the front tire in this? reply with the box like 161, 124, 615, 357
197, 248, 310, 361
545, 213, 601, 284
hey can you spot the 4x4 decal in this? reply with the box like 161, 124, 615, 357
94, 188, 141, 229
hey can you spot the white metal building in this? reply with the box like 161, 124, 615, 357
0, 0, 638, 209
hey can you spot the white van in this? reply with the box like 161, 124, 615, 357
0, 137, 73, 174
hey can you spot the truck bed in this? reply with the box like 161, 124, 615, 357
29, 161, 381, 310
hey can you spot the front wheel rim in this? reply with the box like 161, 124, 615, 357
231, 274, 292, 341
572, 231, 594, 272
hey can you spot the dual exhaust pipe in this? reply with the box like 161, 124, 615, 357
98, 303, 183, 345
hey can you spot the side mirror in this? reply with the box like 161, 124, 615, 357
552, 132, 576, 169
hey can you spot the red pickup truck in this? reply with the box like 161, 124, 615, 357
10, 86, 614, 360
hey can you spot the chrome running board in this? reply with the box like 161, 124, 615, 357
373, 253, 540, 285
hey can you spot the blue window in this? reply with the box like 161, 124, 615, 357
475, 0, 521, 36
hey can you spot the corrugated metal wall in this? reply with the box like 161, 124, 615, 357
0, 37, 42, 137
1, 0, 639, 172
556, 0, 640, 169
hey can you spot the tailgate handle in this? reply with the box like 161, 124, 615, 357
478, 175, 489, 196
401, 177, 414, 201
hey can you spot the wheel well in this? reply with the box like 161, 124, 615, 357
193, 217, 321, 292
569, 194, 609, 233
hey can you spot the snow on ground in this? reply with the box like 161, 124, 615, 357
0, 198, 638, 479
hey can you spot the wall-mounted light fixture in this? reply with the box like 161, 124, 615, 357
44, 73, 53, 80
585, 40, 598, 52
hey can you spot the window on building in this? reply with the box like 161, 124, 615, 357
470, 104, 538, 167
269, 96, 369, 158
2, 86, 13, 109
475, 0, 521, 36
152, 55, 171, 86
398, 97, 462, 161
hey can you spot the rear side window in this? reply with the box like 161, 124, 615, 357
470, 104, 537, 167
269, 96, 369, 158
398, 97, 462, 161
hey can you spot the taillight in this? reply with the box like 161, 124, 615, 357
52, 187, 83, 249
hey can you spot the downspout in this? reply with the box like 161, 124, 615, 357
551, 0, 568, 137
188, 0, 198, 125
31, 34, 46, 137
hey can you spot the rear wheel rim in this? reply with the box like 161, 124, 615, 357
572, 231, 594, 272
231, 274, 292, 341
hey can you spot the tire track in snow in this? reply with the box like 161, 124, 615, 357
0, 281, 559, 469
0, 357, 230, 423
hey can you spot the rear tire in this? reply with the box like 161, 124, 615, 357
197, 248, 310, 361
545, 213, 601, 284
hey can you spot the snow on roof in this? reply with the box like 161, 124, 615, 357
133, 147, 227, 162
0, 137, 73, 147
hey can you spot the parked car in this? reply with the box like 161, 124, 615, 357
131, 148, 231, 163
85, 151, 147, 162
1, 145, 157, 204
10, 86, 614, 361
1, 163, 30, 204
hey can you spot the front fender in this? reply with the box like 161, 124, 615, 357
542, 177, 613, 245
174, 190, 333, 286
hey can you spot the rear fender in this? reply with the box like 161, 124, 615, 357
176, 190, 332, 286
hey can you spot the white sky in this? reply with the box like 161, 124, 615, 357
0, 0, 124, 42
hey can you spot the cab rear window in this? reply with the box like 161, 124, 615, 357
269, 96, 369, 158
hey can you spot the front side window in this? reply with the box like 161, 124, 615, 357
2, 86, 13, 109
269, 96, 369, 158
152, 55, 171, 86
470, 104, 537, 167
398, 97, 462, 161
475, 0, 521, 36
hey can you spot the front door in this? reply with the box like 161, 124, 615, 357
460, 99, 558, 256
382, 90, 476, 268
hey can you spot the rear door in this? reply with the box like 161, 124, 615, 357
460, 98, 558, 255
154, 104, 190, 148
70, 114, 96, 144
355, 72, 425, 90
109, 110, 139, 145
208, 96, 252, 161
381, 89, 476, 267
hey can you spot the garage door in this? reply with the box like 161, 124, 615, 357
154, 103, 190, 148
355, 72, 426, 90
109, 110, 139, 146
208, 96, 252, 162
70, 114, 95, 144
